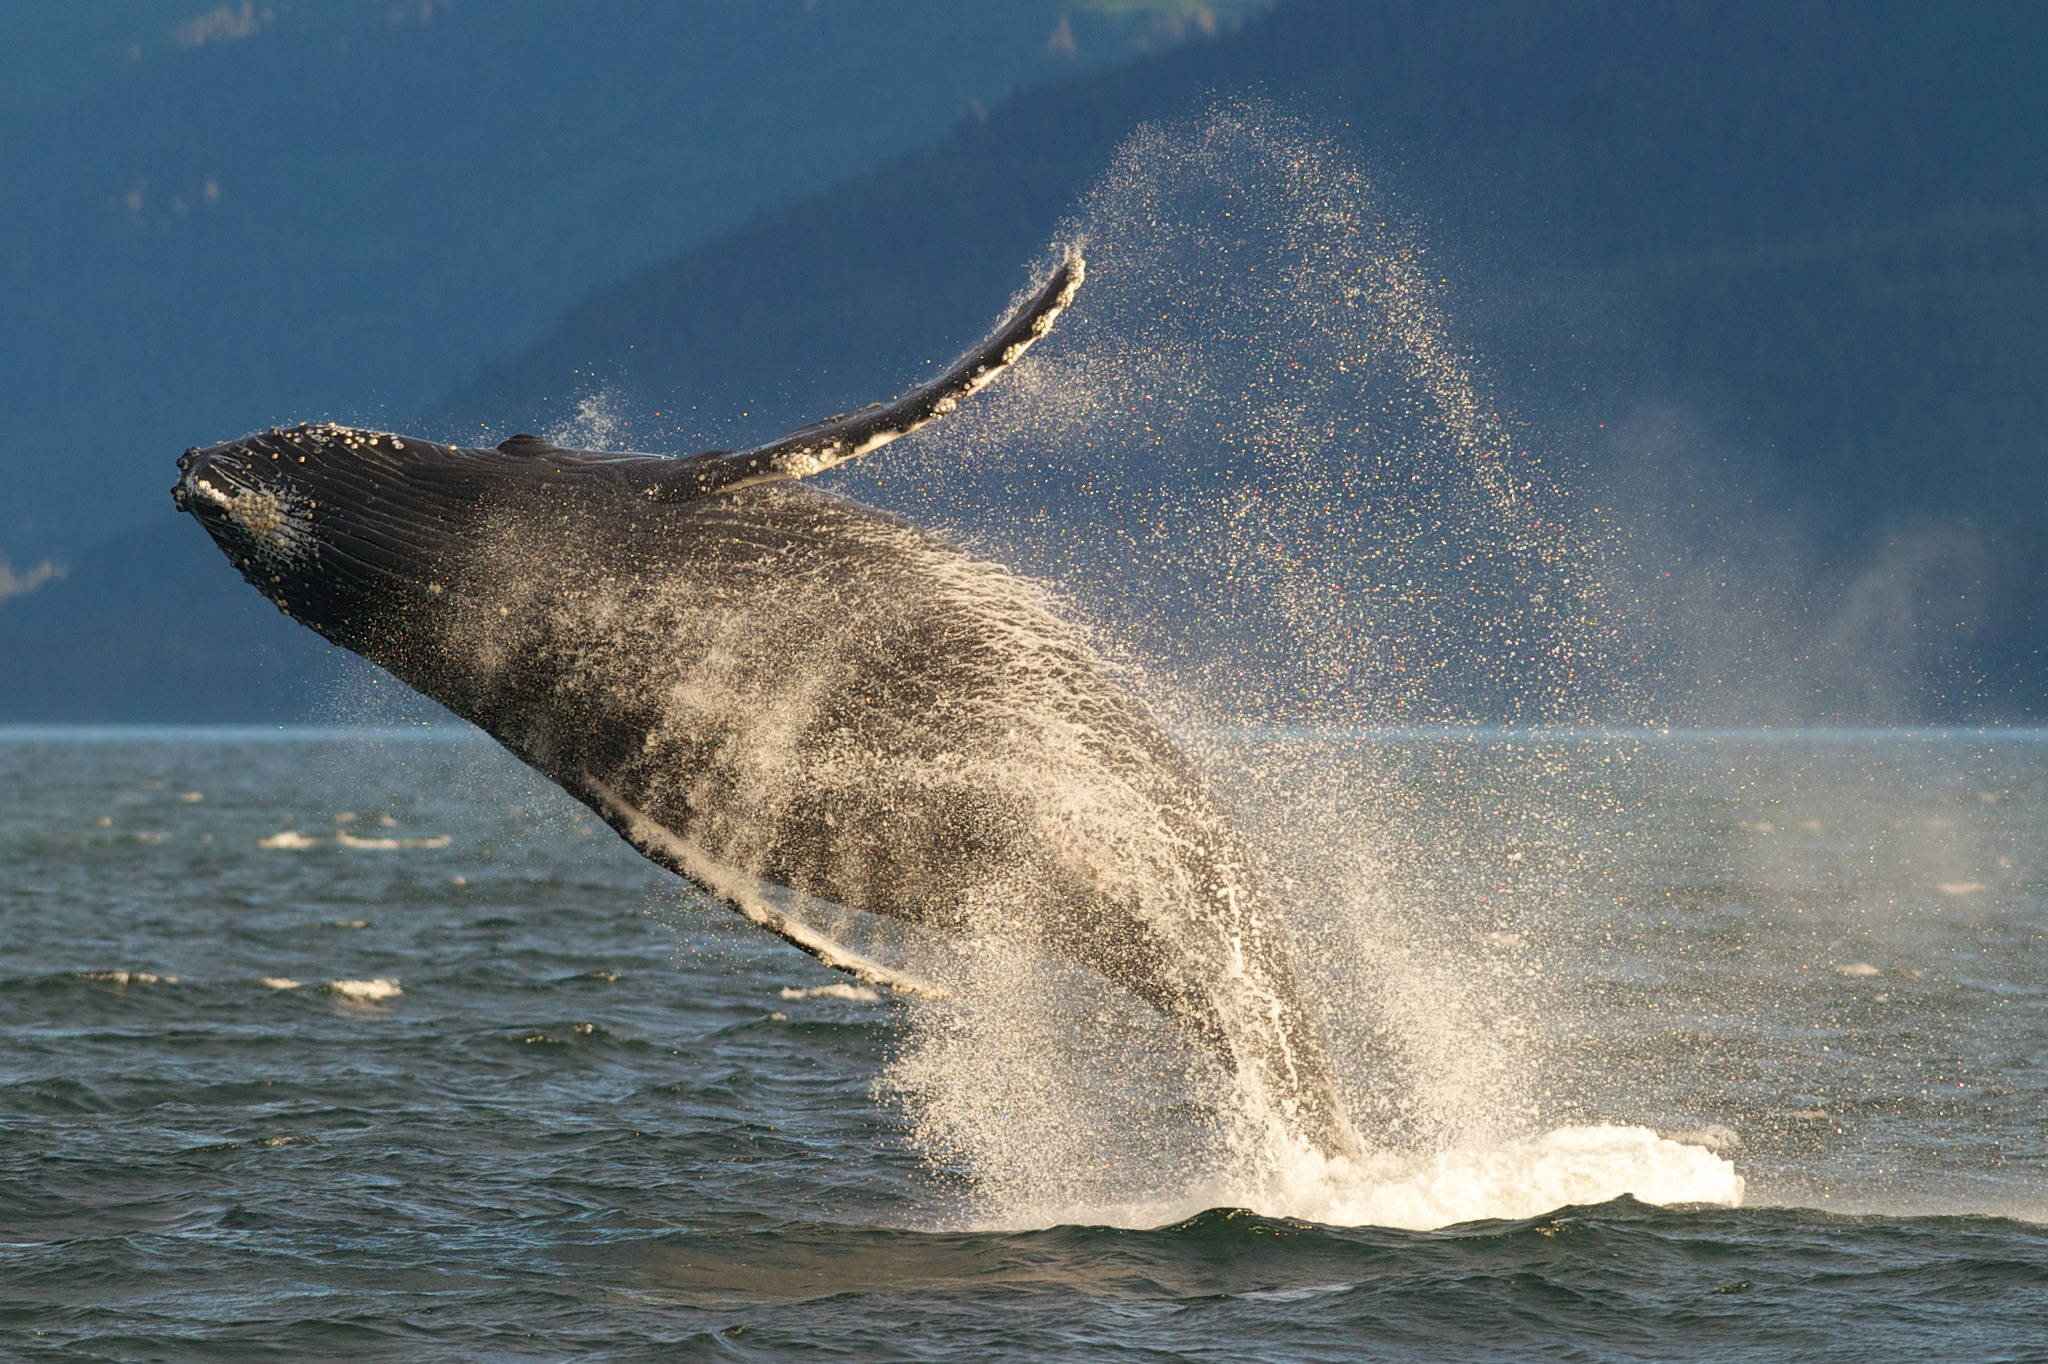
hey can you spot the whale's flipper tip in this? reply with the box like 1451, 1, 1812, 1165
647, 249, 1086, 503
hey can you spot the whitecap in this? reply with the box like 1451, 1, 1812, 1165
324, 977, 402, 1002
778, 982, 882, 1003
259, 830, 321, 850
257, 977, 302, 990
76, 969, 177, 986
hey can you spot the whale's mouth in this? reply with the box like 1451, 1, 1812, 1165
173, 444, 312, 567
172, 446, 251, 522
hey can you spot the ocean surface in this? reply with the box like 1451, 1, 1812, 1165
3, 726, 2044, 1360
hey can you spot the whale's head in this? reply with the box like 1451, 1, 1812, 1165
172, 423, 540, 656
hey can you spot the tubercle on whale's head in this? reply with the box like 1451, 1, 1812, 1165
170, 421, 535, 653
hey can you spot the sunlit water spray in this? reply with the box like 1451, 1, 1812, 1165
825, 104, 1739, 1229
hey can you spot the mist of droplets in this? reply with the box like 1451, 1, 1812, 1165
814, 105, 1716, 1227
841, 101, 1631, 731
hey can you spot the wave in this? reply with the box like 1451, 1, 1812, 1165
72, 969, 178, 987
323, 977, 402, 1002
779, 982, 882, 1003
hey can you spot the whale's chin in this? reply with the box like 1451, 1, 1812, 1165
171, 424, 528, 640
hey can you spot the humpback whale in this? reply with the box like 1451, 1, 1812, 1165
172, 253, 1360, 1159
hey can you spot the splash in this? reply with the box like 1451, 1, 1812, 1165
833, 105, 1695, 1227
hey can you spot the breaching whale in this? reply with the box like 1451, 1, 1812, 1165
172, 253, 1360, 1159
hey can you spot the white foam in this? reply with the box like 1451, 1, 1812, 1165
259, 830, 321, 849
1324, 1125, 1743, 1229
324, 977, 402, 1002
1834, 961, 1883, 977
76, 970, 177, 986
996, 1124, 1743, 1232
257, 976, 302, 990
778, 982, 882, 1002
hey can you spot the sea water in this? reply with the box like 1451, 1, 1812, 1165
2, 726, 2042, 1359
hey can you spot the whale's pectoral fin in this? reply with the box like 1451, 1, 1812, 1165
645, 251, 1085, 502
575, 771, 948, 1000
